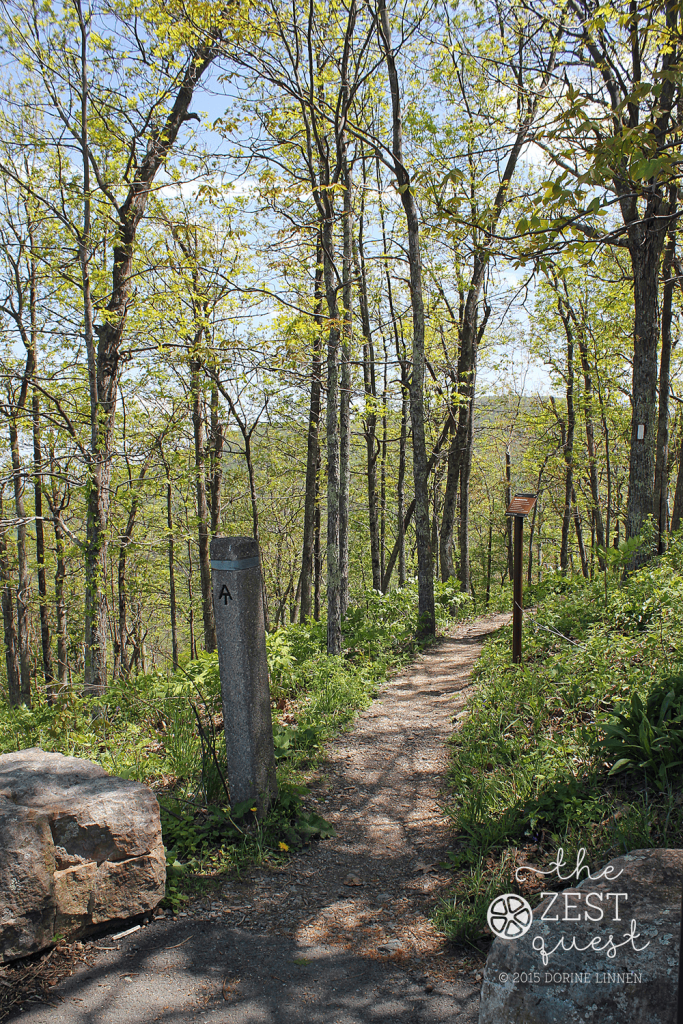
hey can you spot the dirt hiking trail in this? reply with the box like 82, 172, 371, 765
7, 612, 510, 1024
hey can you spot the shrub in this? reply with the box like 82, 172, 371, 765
600, 672, 683, 789
438, 535, 683, 944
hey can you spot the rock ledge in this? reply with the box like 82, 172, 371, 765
0, 747, 165, 961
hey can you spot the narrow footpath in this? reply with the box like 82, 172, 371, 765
8, 613, 509, 1024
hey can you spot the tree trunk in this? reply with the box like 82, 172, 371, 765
187, 538, 197, 660
527, 459, 548, 583
339, 155, 353, 619
209, 382, 223, 535
378, 0, 434, 636
314, 451, 322, 621
83, 468, 108, 691
397, 377, 409, 587
114, 550, 127, 681
9, 416, 31, 705
527, 500, 538, 585
32, 392, 53, 691
625, 212, 669, 547
2, 234, 45, 703
458, 380, 476, 594
190, 354, 216, 653
560, 425, 572, 572
505, 446, 513, 582
595, 370, 613, 548
671, 432, 683, 533
485, 520, 493, 608
431, 474, 440, 580
243, 429, 269, 631
114, 458, 150, 679
74, 1, 220, 690
554, 296, 576, 572
381, 411, 452, 592
377, 152, 406, 589
166, 469, 179, 671
299, 236, 324, 620
130, 601, 147, 675
213, 376, 270, 629
75, 0, 107, 694
572, 485, 589, 578
355, 219, 381, 592
26, 220, 54, 693
0, 487, 20, 706
576, 332, 606, 564
653, 218, 676, 553
290, 571, 301, 624
437, 25, 557, 585
440, 300, 490, 585
48, 460, 69, 689
440, 395, 459, 582
323, 200, 342, 653
380, 340, 388, 584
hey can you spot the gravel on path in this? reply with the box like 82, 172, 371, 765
7, 612, 510, 1024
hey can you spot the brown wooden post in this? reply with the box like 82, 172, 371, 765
513, 514, 524, 664
505, 494, 537, 666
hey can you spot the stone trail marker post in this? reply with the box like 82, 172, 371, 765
210, 536, 277, 818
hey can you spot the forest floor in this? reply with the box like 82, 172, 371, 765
5, 612, 510, 1024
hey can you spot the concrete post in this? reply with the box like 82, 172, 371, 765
210, 536, 277, 816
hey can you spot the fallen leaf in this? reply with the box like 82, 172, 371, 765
412, 861, 437, 875
344, 873, 363, 886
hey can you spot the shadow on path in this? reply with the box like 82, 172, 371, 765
8, 613, 510, 1024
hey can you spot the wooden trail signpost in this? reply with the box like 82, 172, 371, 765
505, 493, 537, 664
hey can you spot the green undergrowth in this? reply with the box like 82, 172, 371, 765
0, 580, 470, 907
437, 532, 683, 948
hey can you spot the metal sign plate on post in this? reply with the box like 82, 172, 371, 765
210, 535, 278, 817
505, 493, 537, 517
505, 494, 537, 664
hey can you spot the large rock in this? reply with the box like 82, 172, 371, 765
0, 748, 165, 961
480, 848, 683, 1024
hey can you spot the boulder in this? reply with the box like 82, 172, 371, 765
480, 848, 683, 1024
0, 748, 165, 961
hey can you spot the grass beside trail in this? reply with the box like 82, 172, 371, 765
0, 580, 470, 908
436, 534, 683, 948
